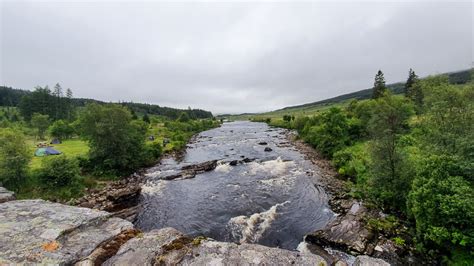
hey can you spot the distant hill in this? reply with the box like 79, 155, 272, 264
277, 69, 472, 112
0, 86, 213, 119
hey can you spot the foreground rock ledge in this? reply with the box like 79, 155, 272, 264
0, 187, 15, 203
104, 227, 328, 265
0, 200, 134, 265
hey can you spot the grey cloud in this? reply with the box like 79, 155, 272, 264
1, 1, 472, 114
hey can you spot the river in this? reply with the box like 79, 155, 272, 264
135, 121, 334, 250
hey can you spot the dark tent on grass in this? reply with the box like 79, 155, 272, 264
35, 147, 62, 157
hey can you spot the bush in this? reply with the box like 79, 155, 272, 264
0, 128, 31, 191
408, 155, 473, 254
303, 107, 352, 158
38, 156, 81, 187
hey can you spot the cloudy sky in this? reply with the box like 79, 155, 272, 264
1, 0, 472, 114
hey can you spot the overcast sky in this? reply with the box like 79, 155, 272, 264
1, 1, 472, 114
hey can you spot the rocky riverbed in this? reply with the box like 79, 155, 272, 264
0, 121, 400, 265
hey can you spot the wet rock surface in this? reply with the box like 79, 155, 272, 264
0, 187, 15, 203
105, 227, 328, 266
0, 200, 134, 265
73, 174, 143, 222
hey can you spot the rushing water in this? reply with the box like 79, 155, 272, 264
135, 121, 334, 249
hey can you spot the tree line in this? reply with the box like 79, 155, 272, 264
0, 85, 213, 121
265, 69, 473, 264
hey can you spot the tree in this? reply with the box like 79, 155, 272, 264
177, 112, 190, 122
31, 113, 50, 139
420, 83, 473, 158
19, 86, 54, 121
304, 107, 353, 157
53, 83, 63, 120
142, 113, 150, 124
78, 103, 149, 175
408, 155, 473, 254
65, 88, 74, 121
404, 69, 423, 111
404, 68, 419, 96
372, 70, 387, 99
283, 114, 292, 122
0, 128, 31, 191
367, 93, 414, 210
49, 120, 74, 140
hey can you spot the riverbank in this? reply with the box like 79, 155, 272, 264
284, 130, 418, 265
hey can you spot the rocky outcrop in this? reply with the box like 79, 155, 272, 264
306, 202, 373, 254
105, 227, 328, 265
0, 200, 136, 265
162, 160, 218, 180
73, 175, 142, 222
0, 187, 15, 203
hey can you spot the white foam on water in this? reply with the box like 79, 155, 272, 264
246, 157, 295, 176
141, 180, 167, 195
215, 162, 232, 173
259, 175, 295, 187
296, 241, 312, 254
228, 201, 290, 244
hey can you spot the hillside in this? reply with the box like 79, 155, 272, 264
0, 86, 213, 119
276, 69, 471, 113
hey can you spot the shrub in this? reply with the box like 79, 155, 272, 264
39, 156, 81, 187
408, 155, 473, 254
0, 128, 31, 191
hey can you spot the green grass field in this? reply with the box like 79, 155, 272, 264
29, 139, 89, 169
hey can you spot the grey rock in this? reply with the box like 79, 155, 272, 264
306, 201, 373, 253
104, 228, 183, 265
0, 200, 133, 265
264, 147, 273, 152
354, 255, 390, 266
163, 160, 218, 180
106, 227, 329, 266
0, 187, 15, 203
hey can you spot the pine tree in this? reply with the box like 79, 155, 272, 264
404, 69, 423, 112
405, 68, 419, 97
66, 88, 73, 120
53, 83, 63, 120
372, 70, 387, 99
143, 113, 150, 124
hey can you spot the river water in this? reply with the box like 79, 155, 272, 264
135, 121, 334, 250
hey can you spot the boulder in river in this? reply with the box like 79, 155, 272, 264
0, 199, 136, 265
105, 227, 328, 265
162, 160, 218, 180
264, 147, 273, 152
0, 187, 15, 203
258, 141, 268, 145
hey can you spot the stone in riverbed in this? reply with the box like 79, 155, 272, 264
0, 200, 134, 265
105, 227, 329, 265
264, 147, 273, 152
354, 255, 390, 266
0, 187, 15, 203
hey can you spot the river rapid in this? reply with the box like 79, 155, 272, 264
135, 121, 334, 250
